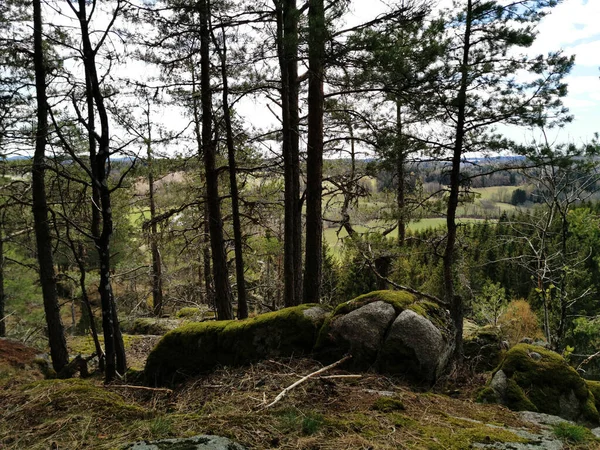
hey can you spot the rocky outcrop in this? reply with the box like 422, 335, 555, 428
124, 435, 246, 449
479, 344, 599, 424
145, 290, 454, 386
317, 290, 453, 382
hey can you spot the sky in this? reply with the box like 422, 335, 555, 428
346, 0, 600, 146
40, 0, 600, 158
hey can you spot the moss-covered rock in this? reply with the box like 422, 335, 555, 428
480, 344, 599, 424
124, 318, 185, 335
317, 290, 452, 382
332, 290, 417, 316
463, 325, 505, 372
145, 304, 329, 385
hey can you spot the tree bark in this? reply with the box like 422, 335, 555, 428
191, 65, 215, 311
199, 0, 233, 320
396, 100, 406, 245
276, 0, 302, 306
0, 226, 5, 338
145, 100, 163, 317
214, 27, 248, 319
76, 0, 126, 381
443, 0, 472, 360
303, 0, 325, 304
32, 0, 69, 373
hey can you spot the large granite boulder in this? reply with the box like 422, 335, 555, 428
145, 304, 329, 385
124, 435, 246, 449
478, 344, 599, 424
377, 309, 451, 383
317, 290, 453, 382
328, 300, 396, 365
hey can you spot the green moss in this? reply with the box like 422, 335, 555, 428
417, 416, 528, 449
490, 344, 599, 423
128, 318, 184, 335
145, 304, 327, 385
587, 380, 600, 413
477, 386, 499, 404
69, 333, 139, 355
504, 378, 538, 412
407, 301, 451, 337
23, 378, 148, 419
372, 396, 406, 412
464, 326, 504, 372
175, 307, 203, 318
332, 290, 417, 317
389, 413, 417, 427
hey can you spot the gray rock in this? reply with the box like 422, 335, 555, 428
490, 369, 507, 400
302, 305, 330, 324
329, 301, 396, 366
518, 411, 573, 428
592, 427, 600, 438
378, 309, 449, 383
123, 435, 246, 450
533, 340, 551, 349
520, 337, 534, 344
559, 390, 580, 421
453, 414, 564, 450
528, 351, 542, 361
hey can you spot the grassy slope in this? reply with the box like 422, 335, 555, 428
0, 351, 577, 450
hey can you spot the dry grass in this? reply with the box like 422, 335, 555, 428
0, 339, 596, 449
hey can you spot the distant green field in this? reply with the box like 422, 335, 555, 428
472, 186, 519, 202
128, 208, 151, 226
324, 217, 490, 257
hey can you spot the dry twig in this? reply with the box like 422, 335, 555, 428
106, 384, 173, 394
263, 355, 352, 409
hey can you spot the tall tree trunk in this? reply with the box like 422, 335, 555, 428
0, 226, 5, 338
203, 203, 215, 309
303, 0, 325, 304
191, 65, 215, 311
86, 72, 101, 241
199, 0, 233, 320
276, 0, 302, 306
32, 0, 69, 373
77, 0, 126, 381
443, 0, 472, 361
396, 100, 406, 245
145, 101, 163, 317
214, 27, 248, 319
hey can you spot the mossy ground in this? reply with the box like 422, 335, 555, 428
3, 354, 587, 450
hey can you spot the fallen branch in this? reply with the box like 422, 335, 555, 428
317, 374, 362, 380
577, 350, 600, 372
107, 384, 173, 394
264, 355, 352, 409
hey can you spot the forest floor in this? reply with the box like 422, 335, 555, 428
0, 337, 599, 450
